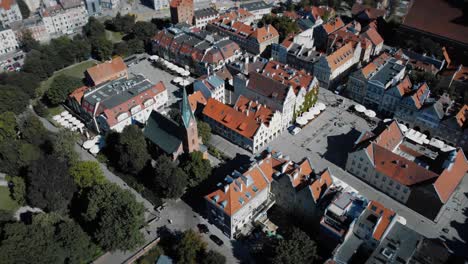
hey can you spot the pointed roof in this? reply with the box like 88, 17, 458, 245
181, 88, 195, 128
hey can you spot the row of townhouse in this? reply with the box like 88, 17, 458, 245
206, 12, 279, 55
152, 25, 241, 76
0, 27, 18, 55
40, 0, 88, 36
330, 198, 450, 264
205, 150, 334, 239
0, 0, 22, 27
346, 120, 468, 219
67, 57, 169, 133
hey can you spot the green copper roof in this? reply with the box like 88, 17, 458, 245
181, 87, 195, 128
144, 111, 182, 154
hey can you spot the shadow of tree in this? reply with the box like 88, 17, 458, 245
443, 192, 468, 259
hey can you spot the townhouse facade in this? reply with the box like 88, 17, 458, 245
40, 0, 88, 36
346, 120, 468, 219
170, 0, 193, 24
203, 96, 282, 153
0, 0, 22, 27
10, 17, 50, 43
233, 72, 297, 131
193, 8, 218, 29
314, 41, 362, 88
152, 26, 241, 76
0, 28, 18, 55
206, 15, 279, 54
193, 74, 225, 103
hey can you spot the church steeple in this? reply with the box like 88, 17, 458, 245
181, 87, 195, 128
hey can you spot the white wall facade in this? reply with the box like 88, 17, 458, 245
0, 29, 18, 55
43, 5, 88, 35
0, 4, 22, 27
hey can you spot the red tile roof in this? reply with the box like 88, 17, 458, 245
69, 86, 89, 104
351, 3, 386, 20
402, 0, 468, 46
434, 149, 468, 203
86, 57, 127, 86
188, 91, 207, 112
0, 0, 15, 10
204, 156, 273, 216
202, 97, 274, 140
326, 42, 355, 71
261, 61, 315, 94
396, 76, 412, 96
367, 201, 396, 241
309, 169, 333, 202
455, 105, 468, 128
322, 17, 345, 34
247, 72, 291, 102
363, 27, 383, 46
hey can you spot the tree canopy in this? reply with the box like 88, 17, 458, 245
180, 151, 212, 187
197, 121, 211, 144
79, 182, 145, 251
176, 229, 207, 264
26, 155, 77, 212
47, 75, 84, 105
69, 161, 106, 188
0, 85, 30, 114
153, 155, 188, 199
0, 112, 17, 143
270, 227, 317, 264
0, 213, 97, 264
110, 125, 150, 174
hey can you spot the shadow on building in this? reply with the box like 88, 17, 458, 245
323, 128, 362, 168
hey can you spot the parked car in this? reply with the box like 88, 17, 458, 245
197, 224, 209, 234
290, 127, 301, 135
210, 235, 224, 246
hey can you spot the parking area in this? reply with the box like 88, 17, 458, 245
127, 59, 195, 108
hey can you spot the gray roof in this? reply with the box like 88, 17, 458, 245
366, 222, 422, 264
84, 75, 155, 110
333, 233, 363, 263
194, 8, 218, 19
144, 111, 183, 154
370, 58, 405, 86
288, 44, 322, 63
240, 1, 271, 11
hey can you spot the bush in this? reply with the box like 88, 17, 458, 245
33, 100, 49, 117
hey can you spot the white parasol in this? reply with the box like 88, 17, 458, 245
354, 104, 366, 112
173, 77, 183, 84
60, 111, 69, 117
89, 145, 100, 154
316, 102, 326, 111
296, 117, 307, 126
83, 140, 95, 149
364, 110, 376, 118
53, 115, 62, 121
398, 123, 408, 132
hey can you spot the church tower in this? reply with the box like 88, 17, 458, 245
181, 88, 200, 153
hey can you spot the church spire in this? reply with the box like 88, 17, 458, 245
181, 87, 194, 128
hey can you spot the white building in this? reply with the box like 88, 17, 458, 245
0, 28, 18, 55
193, 7, 218, 28
314, 41, 362, 88
193, 74, 225, 103
78, 75, 169, 133
239, 1, 271, 21
41, 0, 88, 36
0, 0, 22, 27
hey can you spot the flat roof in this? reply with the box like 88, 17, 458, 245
402, 0, 468, 45
240, 1, 271, 11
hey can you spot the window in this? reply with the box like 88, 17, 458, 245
403, 188, 408, 194
396, 185, 400, 190
364, 167, 368, 172
389, 181, 394, 186
383, 177, 387, 182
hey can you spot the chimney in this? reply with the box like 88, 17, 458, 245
267, 25, 270, 33
224, 184, 229, 193
245, 56, 249, 64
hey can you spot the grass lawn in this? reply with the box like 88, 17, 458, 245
0, 186, 19, 212
38, 60, 97, 97
106, 30, 124, 44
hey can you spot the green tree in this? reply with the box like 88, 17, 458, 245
46, 75, 84, 105
0, 85, 29, 114
131, 21, 157, 42
17, 0, 30, 18
0, 213, 97, 264
0, 112, 17, 142
51, 129, 80, 165
79, 182, 145, 251
176, 229, 207, 264
153, 155, 188, 199
259, 15, 300, 42
113, 41, 129, 56
33, 100, 49, 117
180, 151, 212, 187
69, 161, 106, 188
84, 17, 106, 39
71, 36, 91, 61
197, 120, 211, 144
202, 250, 226, 264
271, 227, 317, 264
26, 155, 77, 212
106, 13, 136, 34
0, 71, 41, 98
128, 38, 145, 54
18, 114, 49, 146
115, 125, 150, 174
6, 175, 26, 205
92, 37, 113, 61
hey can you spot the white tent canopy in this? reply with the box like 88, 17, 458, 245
180, 80, 191, 86
303, 112, 314, 120
316, 102, 326, 111
296, 117, 307, 125
173, 77, 183, 84
364, 109, 376, 118
83, 140, 95, 149
354, 104, 366, 112
60, 111, 69, 117
398, 123, 408, 132
309, 107, 320, 115
181, 70, 190, 77
76, 123, 85, 129
63, 113, 73, 120
89, 145, 100, 154
53, 115, 62, 121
